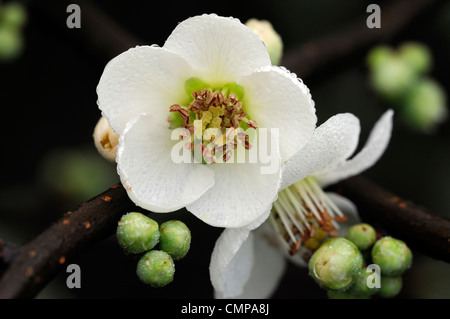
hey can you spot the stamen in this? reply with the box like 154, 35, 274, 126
270, 176, 349, 259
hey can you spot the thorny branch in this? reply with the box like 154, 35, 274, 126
1, 0, 449, 299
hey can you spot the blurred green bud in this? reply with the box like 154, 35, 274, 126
1, 3, 27, 29
371, 237, 413, 276
367, 45, 393, 70
398, 42, 432, 75
136, 250, 175, 287
379, 275, 403, 298
308, 238, 363, 291
350, 267, 380, 296
245, 18, 283, 66
159, 220, 191, 260
400, 78, 447, 132
117, 213, 160, 254
345, 223, 377, 251
370, 55, 416, 99
0, 28, 23, 61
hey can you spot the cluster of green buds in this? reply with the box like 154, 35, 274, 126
0, 2, 27, 61
367, 42, 447, 133
116, 212, 191, 287
308, 223, 413, 299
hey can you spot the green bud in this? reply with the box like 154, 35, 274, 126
366, 45, 393, 70
308, 238, 363, 291
370, 55, 416, 99
159, 220, 191, 260
345, 223, 377, 251
116, 212, 160, 254
398, 42, 432, 75
350, 267, 380, 296
245, 18, 283, 66
371, 237, 413, 276
136, 250, 175, 287
1, 3, 27, 29
400, 78, 447, 132
378, 275, 403, 298
0, 28, 23, 61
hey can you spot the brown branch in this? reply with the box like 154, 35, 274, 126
328, 176, 450, 263
282, 0, 443, 79
1, 0, 448, 299
0, 184, 136, 299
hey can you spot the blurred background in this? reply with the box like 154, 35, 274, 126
0, 0, 449, 298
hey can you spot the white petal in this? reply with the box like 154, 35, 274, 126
211, 222, 286, 299
210, 227, 254, 298
280, 113, 361, 190
316, 110, 394, 187
117, 113, 214, 212
238, 223, 286, 298
163, 14, 271, 85
187, 158, 281, 228
238, 66, 317, 162
97, 46, 193, 134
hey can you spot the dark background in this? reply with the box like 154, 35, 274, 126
0, 0, 449, 298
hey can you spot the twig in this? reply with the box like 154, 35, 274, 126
1, 0, 448, 299
281, 0, 443, 79
0, 184, 136, 299
328, 176, 450, 263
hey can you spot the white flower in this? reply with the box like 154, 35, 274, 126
96, 14, 317, 228
209, 110, 393, 298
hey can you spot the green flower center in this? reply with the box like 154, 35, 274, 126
169, 77, 258, 164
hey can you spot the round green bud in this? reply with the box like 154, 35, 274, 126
136, 250, 175, 287
159, 220, 191, 260
371, 237, 413, 276
350, 267, 380, 296
379, 275, 403, 298
370, 56, 416, 99
398, 42, 432, 75
1, 3, 27, 29
400, 78, 447, 132
366, 45, 393, 70
0, 28, 23, 61
308, 238, 364, 291
116, 212, 160, 254
345, 223, 377, 251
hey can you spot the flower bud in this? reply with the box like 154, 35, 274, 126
136, 250, 175, 287
398, 42, 432, 75
371, 237, 412, 276
345, 223, 377, 251
93, 116, 120, 162
116, 212, 160, 254
159, 220, 191, 260
370, 55, 415, 99
0, 28, 22, 61
308, 238, 363, 291
400, 78, 447, 133
378, 275, 403, 298
366, 45, 393, 70
1, 3, 27, 29
245, 18, 283, 66
349, 266, 380, 296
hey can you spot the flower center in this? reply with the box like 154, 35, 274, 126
168, 78, 258, 164
269, 176, 348, 261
